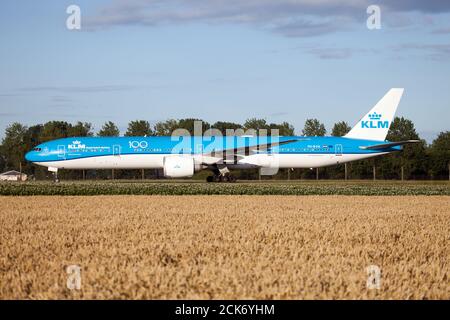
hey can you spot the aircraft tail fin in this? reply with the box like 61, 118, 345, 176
345, 88, 404, 141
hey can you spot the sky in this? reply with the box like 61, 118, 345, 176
0, 0, 449, 142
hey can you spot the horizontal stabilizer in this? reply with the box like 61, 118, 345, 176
359, 140, 420, 150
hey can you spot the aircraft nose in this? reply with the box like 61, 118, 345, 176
25, 151, 34, 162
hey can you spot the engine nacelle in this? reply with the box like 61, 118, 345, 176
163, 156, 195, 178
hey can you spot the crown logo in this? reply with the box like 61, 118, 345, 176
368, 112, 382, 120
72, 140, 81, 144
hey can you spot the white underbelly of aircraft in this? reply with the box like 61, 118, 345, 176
36, 154, 165, 169
35, 152, 387, 170
238, 153, 386, 169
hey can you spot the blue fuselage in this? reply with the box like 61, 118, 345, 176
25, 136, 401, 174
25, 136, 400, 164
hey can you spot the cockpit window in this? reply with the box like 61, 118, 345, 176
33, 148, 42, 152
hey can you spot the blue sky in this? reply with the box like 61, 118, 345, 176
1, 0, 449, 142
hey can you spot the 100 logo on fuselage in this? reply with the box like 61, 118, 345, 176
129, 141, 148, 149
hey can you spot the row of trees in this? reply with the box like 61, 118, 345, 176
0, 117, 449, 180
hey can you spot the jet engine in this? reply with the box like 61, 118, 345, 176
163, 156, 198, 178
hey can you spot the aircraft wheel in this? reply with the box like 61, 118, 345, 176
206, 176, 213, 183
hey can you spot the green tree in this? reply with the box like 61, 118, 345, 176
244, 118, 269, 130
428, 131, 450, 179
386, 117, 420, 141
125, 120, 153, 136
268, 122, 295, 136
331, 121, 351, 136
1, 122, 28, 170
242, 119, 295, 136
381, 117, 427, 179
302, 119, 326, 136
177, 118, 210, 135
153, 119, 179, 136
98, 121, 120, 137
0, 145, 6, 172
40, 121, 72, 142
23, 124, 43, 149
22, 124, 44, 176
243, 118, 270, 137
211, 121, 243, 135
69, 121, 93, 137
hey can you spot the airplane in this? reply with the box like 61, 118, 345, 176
25, 88, 419, 182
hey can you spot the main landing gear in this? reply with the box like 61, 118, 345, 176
206, 165, 237, 183
206, 174, 237, 183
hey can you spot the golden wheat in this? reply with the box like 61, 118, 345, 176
0, 196, 448, 299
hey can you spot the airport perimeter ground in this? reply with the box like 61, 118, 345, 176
1, 180, 449, 299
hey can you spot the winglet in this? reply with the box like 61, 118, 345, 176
345, 88, 404, 141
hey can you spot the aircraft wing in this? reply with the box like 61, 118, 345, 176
359, 140, 420, 150
200, 138, 299, 164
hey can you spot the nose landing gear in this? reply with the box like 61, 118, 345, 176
48, 167, 60, 183
52, 171, 60, 183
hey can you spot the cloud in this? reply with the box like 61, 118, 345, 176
268, 111, 289, 117
84, 0, 450, 37
272, 19, 344, 38
18, 85, 138, 93
0, 93, 22, 98
0, 112, 21, 117
289, 44, 378, 60
51, 96, 72, 103
85, 0, 365, 36
392, 43, 450, 61
432, 27, 450, 34
385, 0, 450, 13
306, 47, 353, 60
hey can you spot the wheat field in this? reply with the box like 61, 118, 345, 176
0, 195, 448, 299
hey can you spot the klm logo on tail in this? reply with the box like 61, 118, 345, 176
361, 112, 389, 129
345, 88, 403, 140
